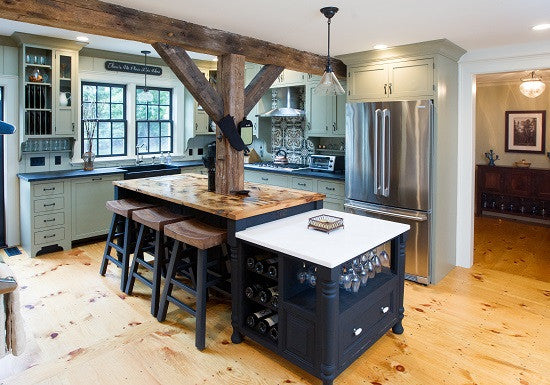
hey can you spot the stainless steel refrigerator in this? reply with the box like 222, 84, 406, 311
344, 100, 432, 284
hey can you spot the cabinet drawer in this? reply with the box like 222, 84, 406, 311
34, 212, 65, 229
34, 227, 65, 245
339, 284, 396, 360
33, 181, 64, 197
246, 171, 289, 188
324, 197, 344, 212
34, 196, 64, 213
292, 177, 316, 192
318, 180, 344, 197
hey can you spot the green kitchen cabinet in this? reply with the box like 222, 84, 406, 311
71, 174, 123, 240
245, 63, 262, 136
305, 82, 346, 137
272, 69, 306, 87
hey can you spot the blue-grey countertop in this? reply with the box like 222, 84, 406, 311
244, 164, 345, 181
17, 160, 204, 182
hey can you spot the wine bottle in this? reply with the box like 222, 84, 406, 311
258, 314, 278, 334
246, 256, 256, 270
269, 325, 278, 342
270, 293, 279, 309
267, 263, 278, 278
255, 257, 278, 274
246, 309, 273, 329
259, 286, 278, 304
244, 283, 264, 299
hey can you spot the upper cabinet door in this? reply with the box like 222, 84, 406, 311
54, 50, 77, 136
388, 59, 434, 98
348, 64, 388, 101
272, 69, 306, 87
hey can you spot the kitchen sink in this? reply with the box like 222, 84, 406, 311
121, 164, 181, 180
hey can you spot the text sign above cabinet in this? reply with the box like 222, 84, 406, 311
104, 61, 162, 75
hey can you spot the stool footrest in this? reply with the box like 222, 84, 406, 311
133, 273, 153, 288
171, 279, 197, 296
108, 242, 124, 254
103, 254, 123, 268
167, 295, 196, 317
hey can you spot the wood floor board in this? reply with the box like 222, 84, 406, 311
0, 217, 548, 385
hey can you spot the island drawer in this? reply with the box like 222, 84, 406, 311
33, 181, 64, 197
339, 283, 397, 362
34, 227, 65, 245
34, 197, 64, 213
34, 212, 65, 229
318, 180, 344, 198
291, 177, 316, 192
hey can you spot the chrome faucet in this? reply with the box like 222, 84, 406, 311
136, 143, 146, 165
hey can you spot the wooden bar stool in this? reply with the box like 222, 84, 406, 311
100, 199, 156, 291
125, 207, 187, 317
158, 219, 227, 350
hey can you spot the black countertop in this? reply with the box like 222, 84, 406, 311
244, 164, 345, 181
17, 160, 204, 182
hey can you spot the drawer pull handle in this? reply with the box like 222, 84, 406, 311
43, 187, 55, 191
44, 218, 56, 222
353, 328, 362, 336
326, 187, 335, 191
44, 203, 56, 207
298, 183, 306, 186
261, 177, 268, 181
92, 177, 102, 181
381, 306, 390, 314
44, 234, 56, 239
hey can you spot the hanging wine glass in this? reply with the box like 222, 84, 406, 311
297, 262, 308, 284
366, 259, 375, 278
351, 269, 361, 293
371, 254, 382, 273
379, 250, 390, 267
308, 266, 317, 288
360, 264, 368, 286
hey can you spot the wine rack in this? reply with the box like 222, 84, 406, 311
242, 244, 280, 347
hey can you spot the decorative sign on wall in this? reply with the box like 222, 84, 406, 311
104, 61, 162, 76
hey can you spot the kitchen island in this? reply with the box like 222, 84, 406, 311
235, 209, 409, 385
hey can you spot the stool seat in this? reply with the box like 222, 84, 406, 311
164, 220, 227, 250
105, 199, 155, 217
132, 207, 186, 231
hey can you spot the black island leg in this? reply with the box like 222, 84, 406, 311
227, 221, 243, 344
391, 232, 408, 335
318, 267, 339, 385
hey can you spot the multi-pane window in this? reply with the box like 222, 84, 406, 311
135, 87, 173, 154
81, 82, 126, 157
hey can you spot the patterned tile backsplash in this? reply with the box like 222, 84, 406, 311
271, 117, 314, 164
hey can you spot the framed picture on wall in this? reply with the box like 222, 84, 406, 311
505, 110, 546, 153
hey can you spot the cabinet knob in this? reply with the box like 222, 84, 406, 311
353, 328, 362, 336
72, 122, 75, 132
381, 306, 389, 314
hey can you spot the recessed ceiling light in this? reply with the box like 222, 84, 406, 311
76, 36, 89, 42
373, 44, 388, 50
532, 24, 550, 31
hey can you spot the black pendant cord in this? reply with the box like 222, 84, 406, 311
144, 52, 148, 92
326, 17, 332, 73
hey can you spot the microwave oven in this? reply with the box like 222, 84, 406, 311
309, 155, 344, 172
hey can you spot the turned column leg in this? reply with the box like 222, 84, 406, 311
318, 267, 339, 385
391, 232, 408, 334
230, 241, 243, 344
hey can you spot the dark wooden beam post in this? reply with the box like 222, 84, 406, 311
244, 65, 284, 116
216, 54, 245, 195
153, 43, 224, 122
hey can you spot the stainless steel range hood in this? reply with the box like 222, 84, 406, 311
257, 87, 304, 118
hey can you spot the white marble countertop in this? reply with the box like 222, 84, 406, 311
236, 209, 410, 268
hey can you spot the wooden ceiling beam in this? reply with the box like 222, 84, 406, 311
0, 0, 346, 78
153, 43, 224, 123
244, 65, 284, 117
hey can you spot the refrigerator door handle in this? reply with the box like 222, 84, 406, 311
382, 109, 391, 197
374, 109, 382, 195
345, 202, 428, 222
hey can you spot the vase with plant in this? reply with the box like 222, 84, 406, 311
82, 102, 96, 171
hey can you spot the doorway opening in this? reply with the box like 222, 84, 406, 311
0, 86, 5, 248
473, 70, 550, 282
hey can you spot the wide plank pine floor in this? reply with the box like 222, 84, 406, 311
0, 218, 548, 384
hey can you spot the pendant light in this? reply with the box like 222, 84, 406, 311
140, 50, 154, 103
314, 6, 345, 96
519, 71, 546, 98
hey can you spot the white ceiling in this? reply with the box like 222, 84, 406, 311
1, 0, 550, 58
477, 69, 550, 85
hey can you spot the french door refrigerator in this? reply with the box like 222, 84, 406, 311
344, 100, 432, 284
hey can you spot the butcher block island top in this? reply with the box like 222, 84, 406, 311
113, 173, 325, 220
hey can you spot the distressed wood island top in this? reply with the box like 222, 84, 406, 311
113, 173, 325, 220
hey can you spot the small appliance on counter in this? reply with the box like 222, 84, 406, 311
309, 155, 344, 172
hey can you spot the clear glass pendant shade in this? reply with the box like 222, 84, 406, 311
519, 71, 546, 98
140, 90, 154, 103
314, 71, 345, 95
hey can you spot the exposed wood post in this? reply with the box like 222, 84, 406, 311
153, 43, 224, 122
216, 54, 245, 194
244, 65, 284, 116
